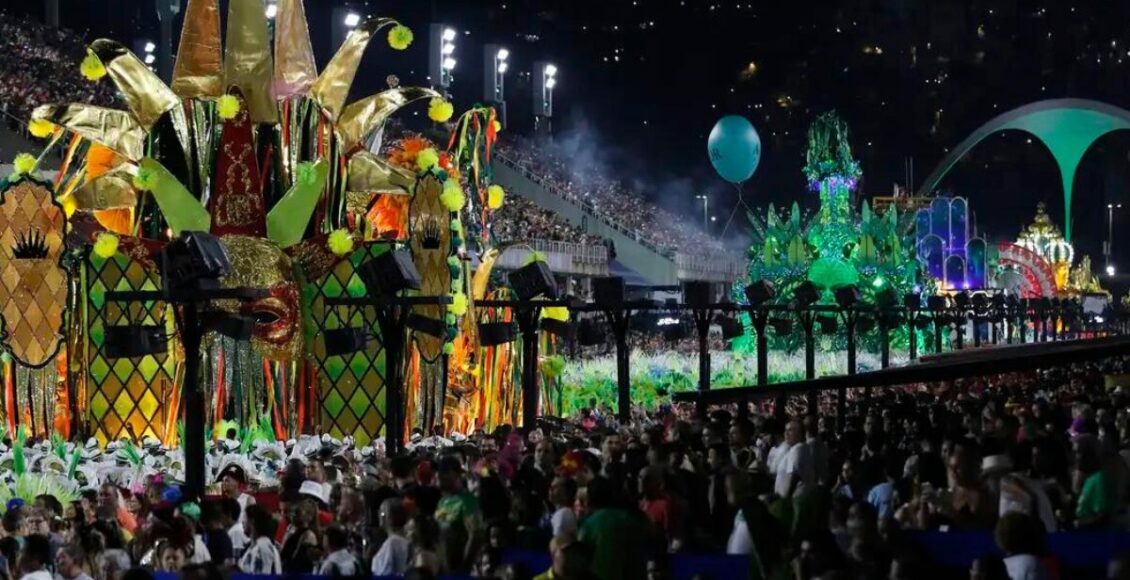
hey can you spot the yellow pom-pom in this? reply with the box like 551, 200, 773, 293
28, 119, 55, 139
428, 98, 454, 123
388, 24, 414, 51
80, 52, 106, 82
327, 229, 355, 256
440, 180, 465, 212
416, 148, 439, 172
541, 306, 569, 322
487, 185, 505, 210
217, 95, 241, 120
12, 153, 37, 176
450, 292, 468, 316
93, 232, 120, 258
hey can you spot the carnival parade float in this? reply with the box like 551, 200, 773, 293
0, 0, 566, 460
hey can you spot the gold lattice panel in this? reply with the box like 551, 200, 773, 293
86, 254, 175, 444
0, 178, 68, 367
309, 245, 387, 446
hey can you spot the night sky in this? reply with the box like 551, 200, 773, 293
16, 0, 1130, 263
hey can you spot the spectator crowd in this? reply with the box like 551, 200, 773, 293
492, 196, 605, 246
496, 137, 729, 256
0, 13, 118, 133
1, 358, 1130, 580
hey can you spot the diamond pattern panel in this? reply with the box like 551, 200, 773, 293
86, 254, 175, 444
0, 179, 69, 367
310, 245, 387, 446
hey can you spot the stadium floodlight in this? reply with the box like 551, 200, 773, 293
443, 28, 457, 41
497, 48, 510, 61
498, 62, 509, 74
1107, 264, 1116, 276
145, 54, 156, 65
265, 3, 277, 19
144, 41, 156, 53
442, 42, 456, 55
545, 64, 558, 77
546, 78, 557, 89
442, 57, 457, 71
344, 12, 361, 27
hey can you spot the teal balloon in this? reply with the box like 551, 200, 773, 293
707, 115, 761, 183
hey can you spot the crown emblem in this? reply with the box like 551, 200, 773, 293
422, 217, 441, 249
12, 230, 48, 260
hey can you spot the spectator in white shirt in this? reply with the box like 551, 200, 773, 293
222, 497, 250, 557
239, 505, 282, 575
372, 498, 411, 576
318, 526, 360, 576
774, 419, 815, 499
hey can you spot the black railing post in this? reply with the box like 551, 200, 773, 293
180, 304, 205, 501
515, 306, 543, 429
799, 308, 817, 413
602, 308, 634, 424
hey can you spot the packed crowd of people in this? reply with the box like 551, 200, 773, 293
2, 358, 1130, 579
0, 13, 118, 132
492, 196, 605, 246
496, 136, 728, 256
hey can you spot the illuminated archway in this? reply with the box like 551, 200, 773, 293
916, 99, 1130, 240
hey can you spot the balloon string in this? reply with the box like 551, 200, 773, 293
720, 181, 752, 238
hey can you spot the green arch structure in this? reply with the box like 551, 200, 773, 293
916, 98, 1130, 240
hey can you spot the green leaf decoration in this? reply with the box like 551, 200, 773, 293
13, 426, 27, 477
787, 236, 806, 266
267, 159, 330, 248
139, 158, 211, 234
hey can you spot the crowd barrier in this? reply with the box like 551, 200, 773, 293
152, 532, 1128, 580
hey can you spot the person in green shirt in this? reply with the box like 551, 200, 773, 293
1073, 435, 1120, 529
578, 478, 647, 580
435, 456, 484, 573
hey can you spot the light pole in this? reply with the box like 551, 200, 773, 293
484, 45, 509, 128
534, 62, 557, 139
1107, 203, 1122, 269
695, 194, 709, 230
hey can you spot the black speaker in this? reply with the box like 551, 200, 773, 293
683, 281, 712, 308
478, 322, 516, 347
745, 280, 776, 306
662, 321, 687, 341
578, 319, 605, 346
508, 261, 558, 300
592, 276, 625, 308
324, 327, 369, 356
769, 317, 793, 335
539, 318, 572, 336
213, 315, 255, 341
105, 326, 168, 359
903, 293, 922, 310
718, 316, 744, 340
406, 313, 446, 338
359, 249, 422, 296
793, 281, 820, 306
817, 314, 838, 334
834, 285, 861, 309
875, 287, 898, 309
159, 231, 231, 290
